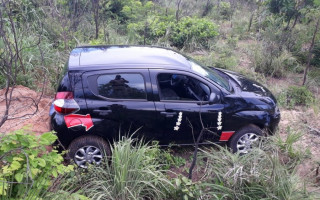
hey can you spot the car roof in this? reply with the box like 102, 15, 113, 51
68, 45, 192, 70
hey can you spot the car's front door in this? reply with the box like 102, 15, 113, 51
149, 69, 225, 145
82, 68, 159, 141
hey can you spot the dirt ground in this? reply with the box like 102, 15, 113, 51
280, 108, 320, 182
0, 85, 52, 135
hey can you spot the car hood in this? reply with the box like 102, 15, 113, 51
216, 68, 277, 103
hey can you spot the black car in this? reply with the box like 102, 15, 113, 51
50, 46, 280, 167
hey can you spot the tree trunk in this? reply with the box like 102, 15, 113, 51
291, 14, 299, 30
248, 12, 254, 32
188, 129, 205, 180
92, 0, 100, 39
176, 0, 182, 22
284, 16, 292, 31
302, 18, 320, 85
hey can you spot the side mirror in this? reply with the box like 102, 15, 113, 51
209, 93, 220, 105
197, 93, 220, 105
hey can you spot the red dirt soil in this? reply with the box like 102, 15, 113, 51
0, 85, 52, 135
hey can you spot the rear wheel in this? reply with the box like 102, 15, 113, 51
228, 125, 262, 154
68, 136, 111, 168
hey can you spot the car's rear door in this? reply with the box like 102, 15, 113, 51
81, 68, 159, 142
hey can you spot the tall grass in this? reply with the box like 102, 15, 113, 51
55, 137, 173, 200
199, 142, 312, 200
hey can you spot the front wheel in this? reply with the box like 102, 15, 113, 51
68, 136, 111, 168
228, 125, 262, 154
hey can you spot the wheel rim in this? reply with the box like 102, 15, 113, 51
74, 146, 103, 168
236, 133, 259, 154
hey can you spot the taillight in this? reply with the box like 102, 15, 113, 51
53, 92, 80, 114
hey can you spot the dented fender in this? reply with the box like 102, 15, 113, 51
233, 110, 271, 127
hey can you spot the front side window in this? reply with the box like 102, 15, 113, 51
157, 73, 210, 101
97, 73, 146, 99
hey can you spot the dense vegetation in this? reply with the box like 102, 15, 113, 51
1, 0, 320, 199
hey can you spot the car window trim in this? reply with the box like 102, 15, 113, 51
90, 71, 149, 101
155, 71, 212, 103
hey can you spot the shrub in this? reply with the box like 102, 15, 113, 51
0, 130, 73, 199
219, 2, 232, 20
170, 17, 219, 50
278, 86, 314, 108
170, 176, 203, 200
127, 16, 219, 50
250, 43, 299, 77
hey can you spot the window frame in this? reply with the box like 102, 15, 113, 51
156, 71, 213, 103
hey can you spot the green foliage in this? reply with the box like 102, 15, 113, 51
121, 0, 154, 22
158, 149, 186, 170
58, 137, 173, 200
311, 41, 320, 67
194, 39, 238, 70
219, 2, 233, 20
278, 86, 314, 108
0, 130, 73, 198
170, 17, 219, 50
127, 16, 219, 50
170, 176, 203, 200
250, 42, 300, 77
199, 144, 312, 199
273, 127, 308, 166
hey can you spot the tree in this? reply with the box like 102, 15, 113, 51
302, 0, 320, 85
0, 0, 46, 128
268, 0, 314, 30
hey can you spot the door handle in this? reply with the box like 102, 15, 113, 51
160, 111, 177, 118
93, 109, 112, 115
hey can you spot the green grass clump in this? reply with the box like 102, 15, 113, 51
57, 137, 173, 200
278, 86, 314, 108
198, 143, 311, 200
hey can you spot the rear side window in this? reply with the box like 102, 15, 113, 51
97, 73, 146, 99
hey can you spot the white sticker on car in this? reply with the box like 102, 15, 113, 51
174, 112, 183, 131
217, 111, 222, 130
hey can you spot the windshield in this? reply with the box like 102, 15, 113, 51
189, 61, 230, 91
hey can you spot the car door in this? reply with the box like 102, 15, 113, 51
82, 68, 159, 142
149, 69, 225, 145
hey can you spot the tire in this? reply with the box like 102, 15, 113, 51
68, 135, 111, 168
228, 125, 262, 154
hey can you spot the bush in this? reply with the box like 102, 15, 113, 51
127, 16, 219, 50
219, 2, 232, 20
170, 17, 219, 50
170, 175, 203, 200
250, 43, 299, 77
0, 130, 73, 199
278, 86, 314, 108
